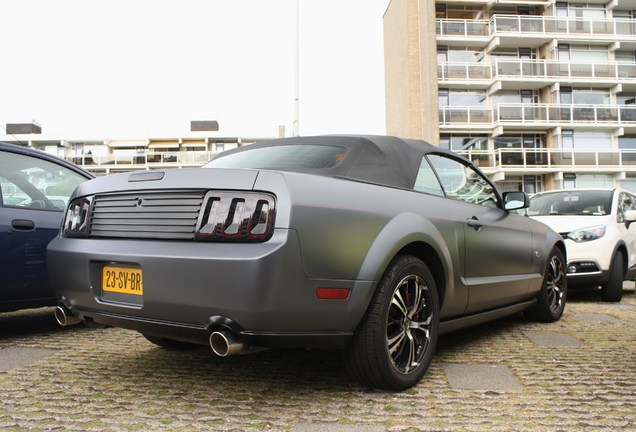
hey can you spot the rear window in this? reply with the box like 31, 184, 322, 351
204, 145, 346, 171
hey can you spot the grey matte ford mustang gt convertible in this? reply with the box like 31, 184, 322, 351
48, 135, 567, 390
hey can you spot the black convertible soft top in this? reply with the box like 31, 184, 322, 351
208, 135, 462, 190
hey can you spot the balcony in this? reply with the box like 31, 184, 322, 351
456, 148, 636, 174
439, 60, 636, 89
440, 104, 636, 132
494, 59, 636, 88
438, 62, 491, 84
437, 15, 636, 48
71, 151, 216, 174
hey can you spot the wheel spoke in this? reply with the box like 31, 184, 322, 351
408, 277, 423, 319
387, 329, 407, 355
391, 289, 408, 317
404, 331, 417, 373
387, 273, 434, 375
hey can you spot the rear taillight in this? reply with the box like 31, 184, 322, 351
63, 196, 93, 238
195, 191, 276, 242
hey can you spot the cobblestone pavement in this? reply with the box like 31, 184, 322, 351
1, 286, 634, 432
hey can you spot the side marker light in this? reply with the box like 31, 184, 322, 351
316, 288, 350, 300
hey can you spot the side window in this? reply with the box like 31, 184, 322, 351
0, 175, 30, 207
617, 192, 636, 223
413, 158, 444, 196
427, 154, 499, 207
0, 152, 86, 211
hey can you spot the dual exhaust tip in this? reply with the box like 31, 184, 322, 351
54, 305, 81, 327
55, 306, 247, 358
209, 330, 245, 357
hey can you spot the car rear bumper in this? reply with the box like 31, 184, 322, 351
47, 229, 373, 348
73, 307, 353, 349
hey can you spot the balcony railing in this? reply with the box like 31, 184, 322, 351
65, 149, 635, 176
70, 151, 216, 170
440, 104, 636, 127
438, 60, 636, 83
438, 62, 491, 81
437, 19, 490, 38
437, 15, 636, 40
456, 148, 636, 171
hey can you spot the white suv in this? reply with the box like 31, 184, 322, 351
527, 188, 636, 302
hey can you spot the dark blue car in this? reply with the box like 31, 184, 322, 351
0, 142, 93, 312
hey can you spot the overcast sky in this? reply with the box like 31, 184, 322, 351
0, 0, 389, 139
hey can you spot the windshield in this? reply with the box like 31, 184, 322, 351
527, 190, 613, 216
204, 145, 346, 171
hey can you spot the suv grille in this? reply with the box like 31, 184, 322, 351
90, 190, 206, 240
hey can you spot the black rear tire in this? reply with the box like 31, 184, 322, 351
525, 247, 567, 323
142, 334, 200, 350
601, 251, 624, 302
344, 255, 439, 391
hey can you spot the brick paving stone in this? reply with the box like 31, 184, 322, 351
0, 298, 635, 431
575, 313, 621, 323
443, 363, 522, 391
0, 347, 56, 371
523, 331, 584, 347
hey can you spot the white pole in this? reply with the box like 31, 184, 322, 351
293, 0, 300, 137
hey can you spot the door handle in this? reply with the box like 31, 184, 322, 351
466, 217, 482, 231
12, 219, 35, 231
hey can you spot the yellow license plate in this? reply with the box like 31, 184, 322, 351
102, 266, 144, 295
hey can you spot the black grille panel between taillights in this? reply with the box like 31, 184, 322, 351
90, 190, 206, 240
83, 190, 276, 242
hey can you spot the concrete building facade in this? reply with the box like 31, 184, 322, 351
384, 0, 636, 193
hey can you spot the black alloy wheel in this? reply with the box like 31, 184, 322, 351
525, 247, 567, 322
345, 255, 439, 390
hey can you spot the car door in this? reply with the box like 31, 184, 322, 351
0, 148, 90, 307
426, 154, 534, 312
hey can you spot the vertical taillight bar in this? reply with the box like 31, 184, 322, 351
195, 192, 276, 242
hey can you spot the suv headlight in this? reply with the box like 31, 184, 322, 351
567, 225, 606, 243
63, 196, 93, 237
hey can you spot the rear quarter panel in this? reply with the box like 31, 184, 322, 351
254, 171, 468, 318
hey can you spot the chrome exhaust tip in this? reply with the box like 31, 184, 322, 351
54, 305, 81, 326
209, 330, 244, 357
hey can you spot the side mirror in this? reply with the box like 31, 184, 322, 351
503, 191, 530, 211
625, 209, 636, 228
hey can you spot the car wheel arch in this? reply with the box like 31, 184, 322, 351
355, 213, 453, 310
614, 243, 628, 272
396, 242, 447, 308
555, 241, 567, 265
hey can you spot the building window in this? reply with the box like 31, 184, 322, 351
565, 174, 614, 189
561, 130, 612, 150
438, 89, 449, 107
620, 176, 636, 193
494, 135, 544, 166
563, 173, 576, 189
562, 130, 574, 149
619, 135, 636, 161
523, 176, 541, 194
574, 131, 612, 150
442, 89, 486, 107
440, 134, 488, 151
492, 90, 538, 105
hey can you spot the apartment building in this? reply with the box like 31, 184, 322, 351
384, 0, 636, 193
